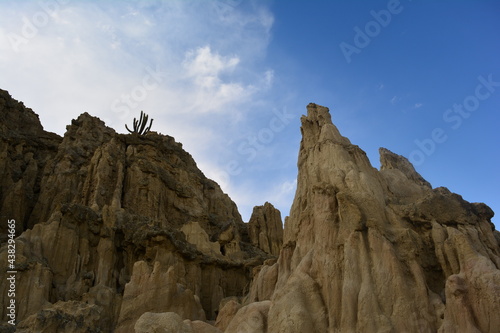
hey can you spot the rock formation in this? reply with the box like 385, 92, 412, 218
1, 92, 499, 332
248, 202, 283, 256
220, 103, 500, 332
0, 89, 280, 332
0, 89, 61, 240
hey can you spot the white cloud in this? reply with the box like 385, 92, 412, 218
181, 45, 255, 114
184, 46, 239, 79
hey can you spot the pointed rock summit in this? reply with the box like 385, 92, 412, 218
222, 103, 500, 333
248, 202, 283, 256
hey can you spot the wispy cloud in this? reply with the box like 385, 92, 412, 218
390, 95, 401, 105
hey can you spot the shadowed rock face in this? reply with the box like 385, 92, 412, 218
222, 103, 500, 333
0, 89, 281, 332
0, 89, 61, 239
248, 202, 283, 256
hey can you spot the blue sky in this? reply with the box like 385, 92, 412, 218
0, 0, 498, 227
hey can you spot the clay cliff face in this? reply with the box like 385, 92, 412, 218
0, 89, 282, 332
248, 202, 283, 256
219, 104, 500, 333
0, 90, 61, 240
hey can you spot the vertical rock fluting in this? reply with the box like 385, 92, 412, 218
0, 89, 61, 240
248, 202, 283, 256
228, 103, 500, 332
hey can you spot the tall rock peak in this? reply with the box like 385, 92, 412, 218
300, 103, 351, 151
248, 202, 283, 256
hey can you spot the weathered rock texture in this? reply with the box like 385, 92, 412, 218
134, 312, 223, 333
248, 202, 283, 256
0, 89, 61, 240
0, 89, 280, 332
222, 103, 500, 332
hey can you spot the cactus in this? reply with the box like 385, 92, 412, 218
126, 111, 153, 135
